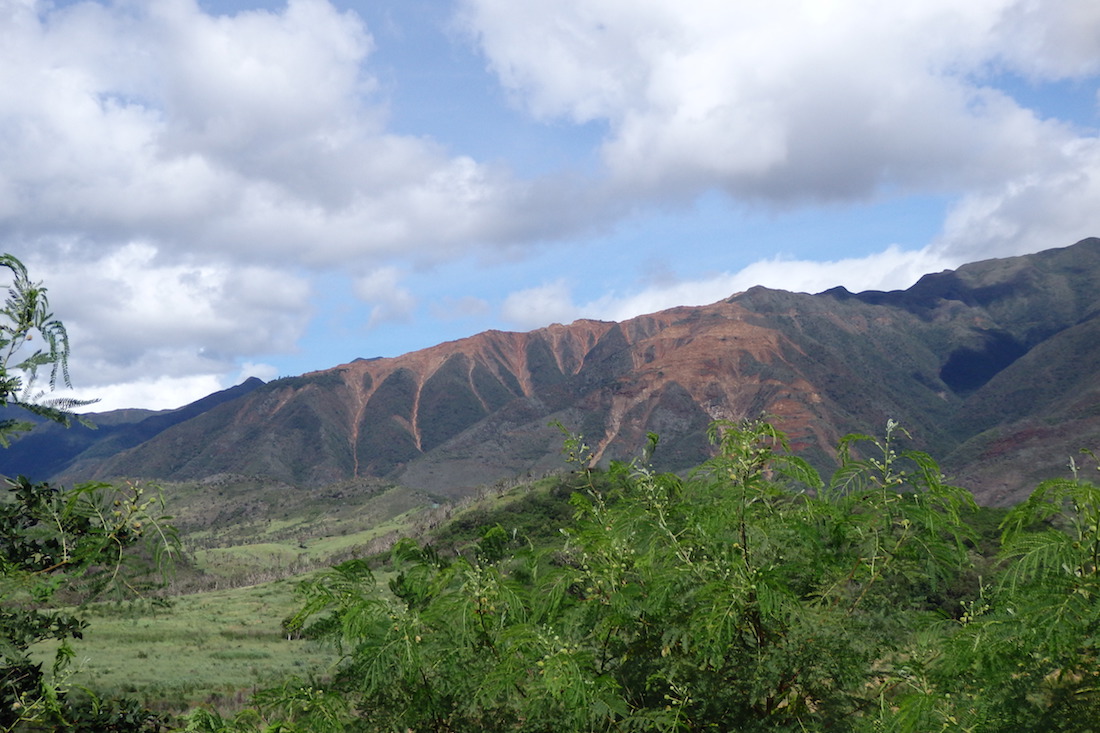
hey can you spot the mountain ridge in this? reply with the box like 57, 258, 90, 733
7, 237, 1100, 505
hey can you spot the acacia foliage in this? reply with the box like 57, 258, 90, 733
190, 419, 1000, 732
186, 419, 1100, 732
0, 254, 177, 731
0, 253, 95, 443
891, 465, 1100, 730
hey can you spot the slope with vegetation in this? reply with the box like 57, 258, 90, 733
8, 238, 1100, 507
0, 254, 178, 730
183, 419, 1100, 732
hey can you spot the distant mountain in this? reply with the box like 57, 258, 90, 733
0, 377, 265, 481
9, 238, 1100, 506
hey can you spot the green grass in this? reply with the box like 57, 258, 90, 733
190, 515, 417, 580
30, 472, 577, 718
28, 484, 430, 717
36, 578, 340, 715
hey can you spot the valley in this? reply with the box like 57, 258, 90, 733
6, 239, 1100, 729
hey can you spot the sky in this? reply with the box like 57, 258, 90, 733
2, 0, 1100, 412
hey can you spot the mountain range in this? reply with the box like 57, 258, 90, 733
5, 237, 1100, 506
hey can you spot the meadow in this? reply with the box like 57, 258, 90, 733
47, 580, 332, 714
34, 472, 560, 716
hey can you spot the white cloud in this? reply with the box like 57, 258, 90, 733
354, 266, 417, 327
505, 246, 958, 329
65, 373, 234, 413
933, 138, 1100, 261
6, 0, 1100, 413
719, 246, 956, 296
0, 0, 582, 409
459, 0, 1100, 219
990, 2, 1100, 80
24, 241, 312, 394
0, 0, 571, 267
236, 361, 280, 383
501, 280, 581, 328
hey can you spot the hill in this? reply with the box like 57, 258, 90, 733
6, 237, 1100, 506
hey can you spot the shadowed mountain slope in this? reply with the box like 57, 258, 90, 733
0, 377, 265, 480
11, 238, 1100, 506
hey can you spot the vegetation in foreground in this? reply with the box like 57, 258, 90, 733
177, 420, 1100, 732
0, 254, 179, 730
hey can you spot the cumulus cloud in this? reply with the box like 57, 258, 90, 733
933, 138, 1100, 261
0, 0, 592, 408
459, 0, 1100, 233
6, 0, 1100, 412
502, 280, 581, 328
26, 241, 312, 391
0, 0, 568, 265
236, 361, 281, 383
990, 2, 1100, 80
503, 246, 959, 330
55, 363, 280, 414
62, 374, 231, 413
354, 266, 417, 328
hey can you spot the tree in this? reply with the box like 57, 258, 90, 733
185, 418, 1099, 732
0, 254, 176, 731
887, 457, 1100, 731
0, 253, 95, 445
228, 418, 976, 732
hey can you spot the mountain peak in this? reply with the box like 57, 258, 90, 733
10, 238, 1100, 506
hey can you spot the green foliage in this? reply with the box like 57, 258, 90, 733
887, 454, 1100, 731
0, 253, 176, 730
32, 409, 1080, 732
61, 691, 168, 732
426, 476, 580, 555
0, 253, 95, 444
213, 418, 984, 732
0, 476, 178, 729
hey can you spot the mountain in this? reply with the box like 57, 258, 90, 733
9, 238, 1100, 506
0, 377, 265, 480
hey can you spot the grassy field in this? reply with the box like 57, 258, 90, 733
30, 472, 578, 719
38, 577, 340, 716
192, 507, 425, 574
34, 477, 439, 715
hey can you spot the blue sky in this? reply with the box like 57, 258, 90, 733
3, 0, 1100, 411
